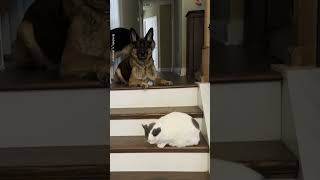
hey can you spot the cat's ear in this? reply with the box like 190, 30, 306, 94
152, 127, 161, 137
130, 28, 139, 43
145, 28, 154, 42
142, 124, 149, 138
142, 124, 148, 132
192, 118, 200, 129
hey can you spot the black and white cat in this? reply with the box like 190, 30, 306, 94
142, 112, 201, 148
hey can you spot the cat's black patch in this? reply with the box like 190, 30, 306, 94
152, 127, 161, 137
192, 118, 200, 129
142, 123, 156, 138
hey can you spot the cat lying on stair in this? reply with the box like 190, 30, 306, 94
142, 112, 201, 148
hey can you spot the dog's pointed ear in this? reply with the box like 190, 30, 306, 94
145, 28, 154, 42
130, 28, 139, 43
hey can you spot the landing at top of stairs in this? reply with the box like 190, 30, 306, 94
111, 72, 197, 90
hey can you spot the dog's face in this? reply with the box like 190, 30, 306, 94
130, 28, 155, 63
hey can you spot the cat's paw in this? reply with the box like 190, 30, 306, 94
157, 143, 167, 148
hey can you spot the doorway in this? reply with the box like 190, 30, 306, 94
143, 16, 159, 70
142, 0, 174, 73
159, 4, 172, 72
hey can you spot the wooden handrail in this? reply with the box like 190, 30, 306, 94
201, 0, 210, 82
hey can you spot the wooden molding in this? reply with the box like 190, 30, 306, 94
201, 0, 210, 82
296, 0, 318, 66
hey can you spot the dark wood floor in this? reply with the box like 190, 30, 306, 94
0, 146, 108, 179
111, 72, 197, 90
111, 136, 209, 153
212, 71, 283, 84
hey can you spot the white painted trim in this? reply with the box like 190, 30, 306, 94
111, 87, 198, 108
198, 83, 210, 144
180, 67, 187, 76
110, 118, 203, 136
171, 0, 175, 72
110, 153, 209, 172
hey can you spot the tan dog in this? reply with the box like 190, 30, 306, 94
14, 0, 109, 84
61, 0, 109, 83
114, 28, 172, 88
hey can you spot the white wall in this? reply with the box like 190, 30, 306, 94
281, 79, 300, 157
286, 69, 320, 180
180, 0, 205, 76
119, 0, 140, 34
110, 0, 121, 29
211, 82, 282, 142
0, 89, 108, 148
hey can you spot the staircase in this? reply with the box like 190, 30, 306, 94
110, 85, 210, 179
211, 71, 300, 179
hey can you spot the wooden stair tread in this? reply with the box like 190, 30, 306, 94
0, 165, 107, 179
0, 69, 106, 91
211, 71, 282, 84
0, 146, 108, 179
0, 146, 108, 166
212, 141, 299, 178
111, 172, 209, 180
111, 106, 203, 120
111, 136, 209, 153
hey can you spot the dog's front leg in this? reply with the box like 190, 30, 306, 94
129, 79, 149, 88
129, 67, 149, 88
155, 77, 173, 86
148, 66, 173, 86
17, 21, 53, 68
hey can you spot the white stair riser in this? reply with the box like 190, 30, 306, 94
110, 118, 203, 136
110, 153, 209, 172
111, 88, 198, 108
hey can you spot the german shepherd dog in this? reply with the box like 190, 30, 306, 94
114, 28, 173, 88
14, 0, 109, 84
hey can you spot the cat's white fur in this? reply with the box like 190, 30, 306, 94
146, 112, 201, 148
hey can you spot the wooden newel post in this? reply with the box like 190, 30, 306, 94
201, 0, 210, 82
